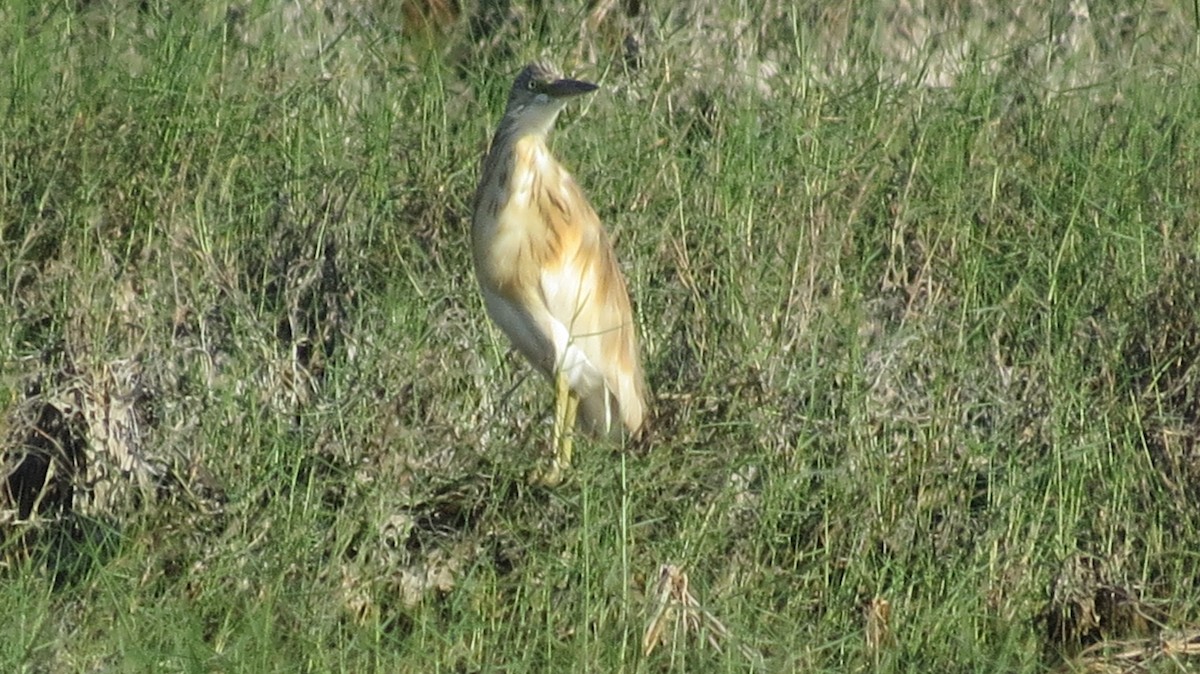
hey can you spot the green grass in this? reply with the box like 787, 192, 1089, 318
3, 1, 1200, 671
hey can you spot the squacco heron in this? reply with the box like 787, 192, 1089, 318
472, 61, 648, 485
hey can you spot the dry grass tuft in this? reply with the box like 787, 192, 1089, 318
642, 563, 761, 665
1042, 553, 1165, 660
1054, 630, 1200, 674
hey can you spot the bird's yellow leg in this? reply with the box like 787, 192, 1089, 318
559, 386, 579, 472
532, 368, 578, 486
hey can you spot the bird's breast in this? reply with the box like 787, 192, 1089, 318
480, 141, 585, 293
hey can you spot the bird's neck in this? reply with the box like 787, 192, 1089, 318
490, 119, 548, 157
485, 127, 559, 187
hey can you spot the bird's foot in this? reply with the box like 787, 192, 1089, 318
526, 459, 568, 487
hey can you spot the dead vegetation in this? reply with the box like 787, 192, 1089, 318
1043, 550, 1200, 673
1042, 553, 1164, 658
1, 175, 355, 581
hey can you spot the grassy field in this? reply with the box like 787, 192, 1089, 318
3, 1, 1200, 671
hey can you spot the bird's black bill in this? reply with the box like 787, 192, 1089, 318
547, 78, 599, 98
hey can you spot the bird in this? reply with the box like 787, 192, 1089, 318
471, 61, 648, 486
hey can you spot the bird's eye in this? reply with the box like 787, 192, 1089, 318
526, 79, 538, 92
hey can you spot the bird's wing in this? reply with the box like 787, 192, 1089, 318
537, 177, 647, 437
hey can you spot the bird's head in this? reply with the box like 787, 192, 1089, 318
499, 61, 598, 137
